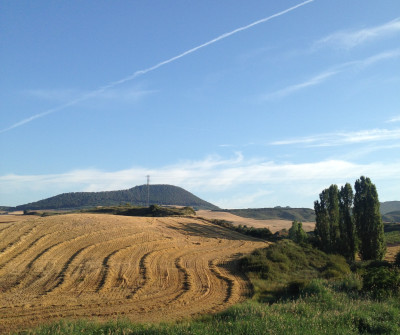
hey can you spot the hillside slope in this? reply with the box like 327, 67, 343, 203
0, 213, 267, 332
222, 207, 316, 222
382, 211, 400, 223
15, 185, 219, 211
380, 201, 400, 215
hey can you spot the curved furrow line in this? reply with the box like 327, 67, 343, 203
126, 251, 152, 299
0, 222, 18, 234
208, 259, 235, 303
27, 225, 134, 271
0, 222, 108, 273
44, 246, 91, 294
14, 226, 136, 290
10, 241, 66, 291
0, 219, 33, 239
0, 215, 270, 333
0, 234, 48, 271
167, 256, 193, 303
195, 219, 253, 241
0, 225, 38, 254
95, 245, 133, 293
124, 243, 181, 302
169, 218, 229, 241
73, 233, 151, 295
96, 237, 167, 294
26, 241, 63, 271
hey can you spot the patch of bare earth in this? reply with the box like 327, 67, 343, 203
197, 210, 315, 233
0, 214, 268, 333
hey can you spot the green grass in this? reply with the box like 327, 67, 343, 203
385, 231, 400, 245
384, 222, 400, 245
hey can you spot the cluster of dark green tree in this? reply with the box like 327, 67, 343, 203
314, 176, 385, 261
15, 185, 218, 211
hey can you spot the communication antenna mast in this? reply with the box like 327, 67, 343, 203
146, 175, 150, 207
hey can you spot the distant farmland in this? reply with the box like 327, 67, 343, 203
0, 213, 267, 333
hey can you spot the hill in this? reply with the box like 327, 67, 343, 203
382, 210, 400, 223
380, 201, 400, 215
14, 185, 219, 211
221, 202, 400, 223
221, 207, 315, 222
0, 213, 267, 332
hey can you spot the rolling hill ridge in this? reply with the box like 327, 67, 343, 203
12, 185, 219, 211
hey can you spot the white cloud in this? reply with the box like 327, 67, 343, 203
216, 189, 273, 209
262, 49, 400, 100
271, 128, 400, 147
2, 155, 400, 208
315, 18, 400, 49
354, 49, 400, 68
263, 70, 338, 100
386, 115, 400, 123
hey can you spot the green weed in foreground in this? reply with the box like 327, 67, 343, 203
20, 281, 400, 335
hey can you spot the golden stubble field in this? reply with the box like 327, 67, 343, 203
0, 213, 268, 333
196, 210, 316, 232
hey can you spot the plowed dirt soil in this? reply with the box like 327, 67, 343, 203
0, 214, 268, 333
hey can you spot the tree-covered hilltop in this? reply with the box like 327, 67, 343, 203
14, 185, 219, 211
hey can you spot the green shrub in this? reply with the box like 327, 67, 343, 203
286, 279, 309, 296
322, 254, 351, 279
334, 273, 363, 293
362, 266, 400, 299
241, 240, 355, 302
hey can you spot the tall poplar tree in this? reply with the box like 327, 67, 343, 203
327, 184, 340, 252
339, 183, 357, 261
314, 185, 340, 253
353, 176, 386, 260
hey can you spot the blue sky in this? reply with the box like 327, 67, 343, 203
1, 0, 400, 208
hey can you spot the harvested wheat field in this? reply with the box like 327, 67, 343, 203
197, 210, 315, 233
386, 244, 400, 262
0, 213, 268, 333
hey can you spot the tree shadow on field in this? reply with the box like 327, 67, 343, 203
166, 221, 266, 242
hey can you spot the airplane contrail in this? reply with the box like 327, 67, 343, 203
1, 0, 314, 133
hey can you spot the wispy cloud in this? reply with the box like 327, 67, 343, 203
386, 115, 400, 123
315, 17, 400, 49
2, 154, 400, 207
263, 70, 338, 100
263, 48, 400, 100
26, 88, 80, 101
271, 128, 400, 147
26, 86, 154, 103
355, 49, 400, 68
1, 0, 314, 134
